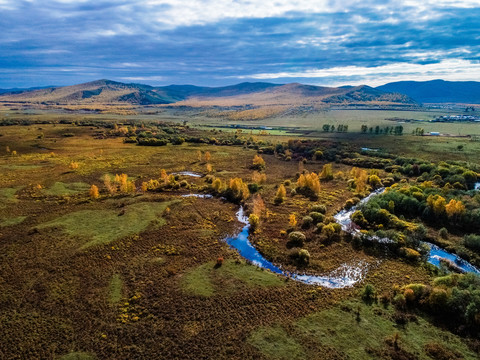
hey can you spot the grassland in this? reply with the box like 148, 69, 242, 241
248, 300, 479, 360
182, 259, 285, 297
0, 107, 479, 359
37, 200, 176, 249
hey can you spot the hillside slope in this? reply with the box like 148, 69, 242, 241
0, 79, 416, 107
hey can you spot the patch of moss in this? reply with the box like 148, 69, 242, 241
108, 274, 122, 304
59, 352, 96, 360
37, 200, 176, 249
248, 326, 305, 360
43, 182, 90, 196
0, 216, 27, 227
181, 260, 284, 297
295, 301, 478, 360
0, 187, 19, 208
1, 164, 43, 170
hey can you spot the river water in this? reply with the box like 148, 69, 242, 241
185, 183, 480, 288
224, 207, 370, 288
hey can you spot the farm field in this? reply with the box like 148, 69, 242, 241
0, 110, 480, 359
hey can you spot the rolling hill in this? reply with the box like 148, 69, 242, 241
175, 83, 416, 107
0, 79, 416, 107
377, 80, 480, 104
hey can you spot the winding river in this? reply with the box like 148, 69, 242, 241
225, 207, 370, 288
181, 176, 480, 288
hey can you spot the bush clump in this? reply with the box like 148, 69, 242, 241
310, 204, 327, 214
290, 248, 310, 266
309, 211, 325, 224
463, 234, 480, 251
287, 231, 306, 248
301, 216, 313, 229
362, 284, 376, 303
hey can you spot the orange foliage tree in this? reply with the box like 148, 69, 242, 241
89, 185, 99, 199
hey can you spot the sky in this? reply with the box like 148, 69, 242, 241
1, 0, 480, 88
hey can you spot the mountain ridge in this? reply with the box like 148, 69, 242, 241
376, 79, 480, 104
0, 79, 420, 106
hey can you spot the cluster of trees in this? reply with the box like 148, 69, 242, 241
396, 274, 480, 333
103, 173, 136, 194
206, 176, 250, 203
413, 127, 425, 136
139, 170, 192, 193
359, 183, 480, 233
295, 172, 321, 199
322, 124, 348, 132
360, 125, 403, 135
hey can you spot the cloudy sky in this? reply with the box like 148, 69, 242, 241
1, 0, 480, 88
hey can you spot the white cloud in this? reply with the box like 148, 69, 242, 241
237, 59, 480, 86
119, 76, 165, 82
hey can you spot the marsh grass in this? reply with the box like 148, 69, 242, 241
108, 274, 122, 304
248, 326, 305, 360
182, 259, 284, 297
43, 182, 90, 196
295, 300, 478, 360
37, 200, 177, 249
0, 215, 27, 227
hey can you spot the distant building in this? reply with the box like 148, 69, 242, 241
430, 132, 440, 136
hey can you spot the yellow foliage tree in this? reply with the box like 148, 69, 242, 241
427, 194, 446, 216
274, 184, 287, 204
252, 154, 266, 170
445, 199, 465, 221
69, 161, 79, 170
252, 194, 266, 216
355, 170, 368, 193
252, 171, 267, 184
296, 172, 321, 196
367, 174, 383, 189
116, 174, 127, 193
319, 163, 333, 180
227, 178, 250, 201
89, 185, 99, 199
212, 178, 223, 193
103, 174, 115, 194
249, 214, 260, 232
206, 163, 213, 173
289, 214, 297, 227
205, 151, 211, 162
160, 169, 168, 181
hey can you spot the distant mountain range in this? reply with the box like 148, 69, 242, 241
0, 79, 415, 107
376, 80, 480, 104
1, 79, 479, 107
